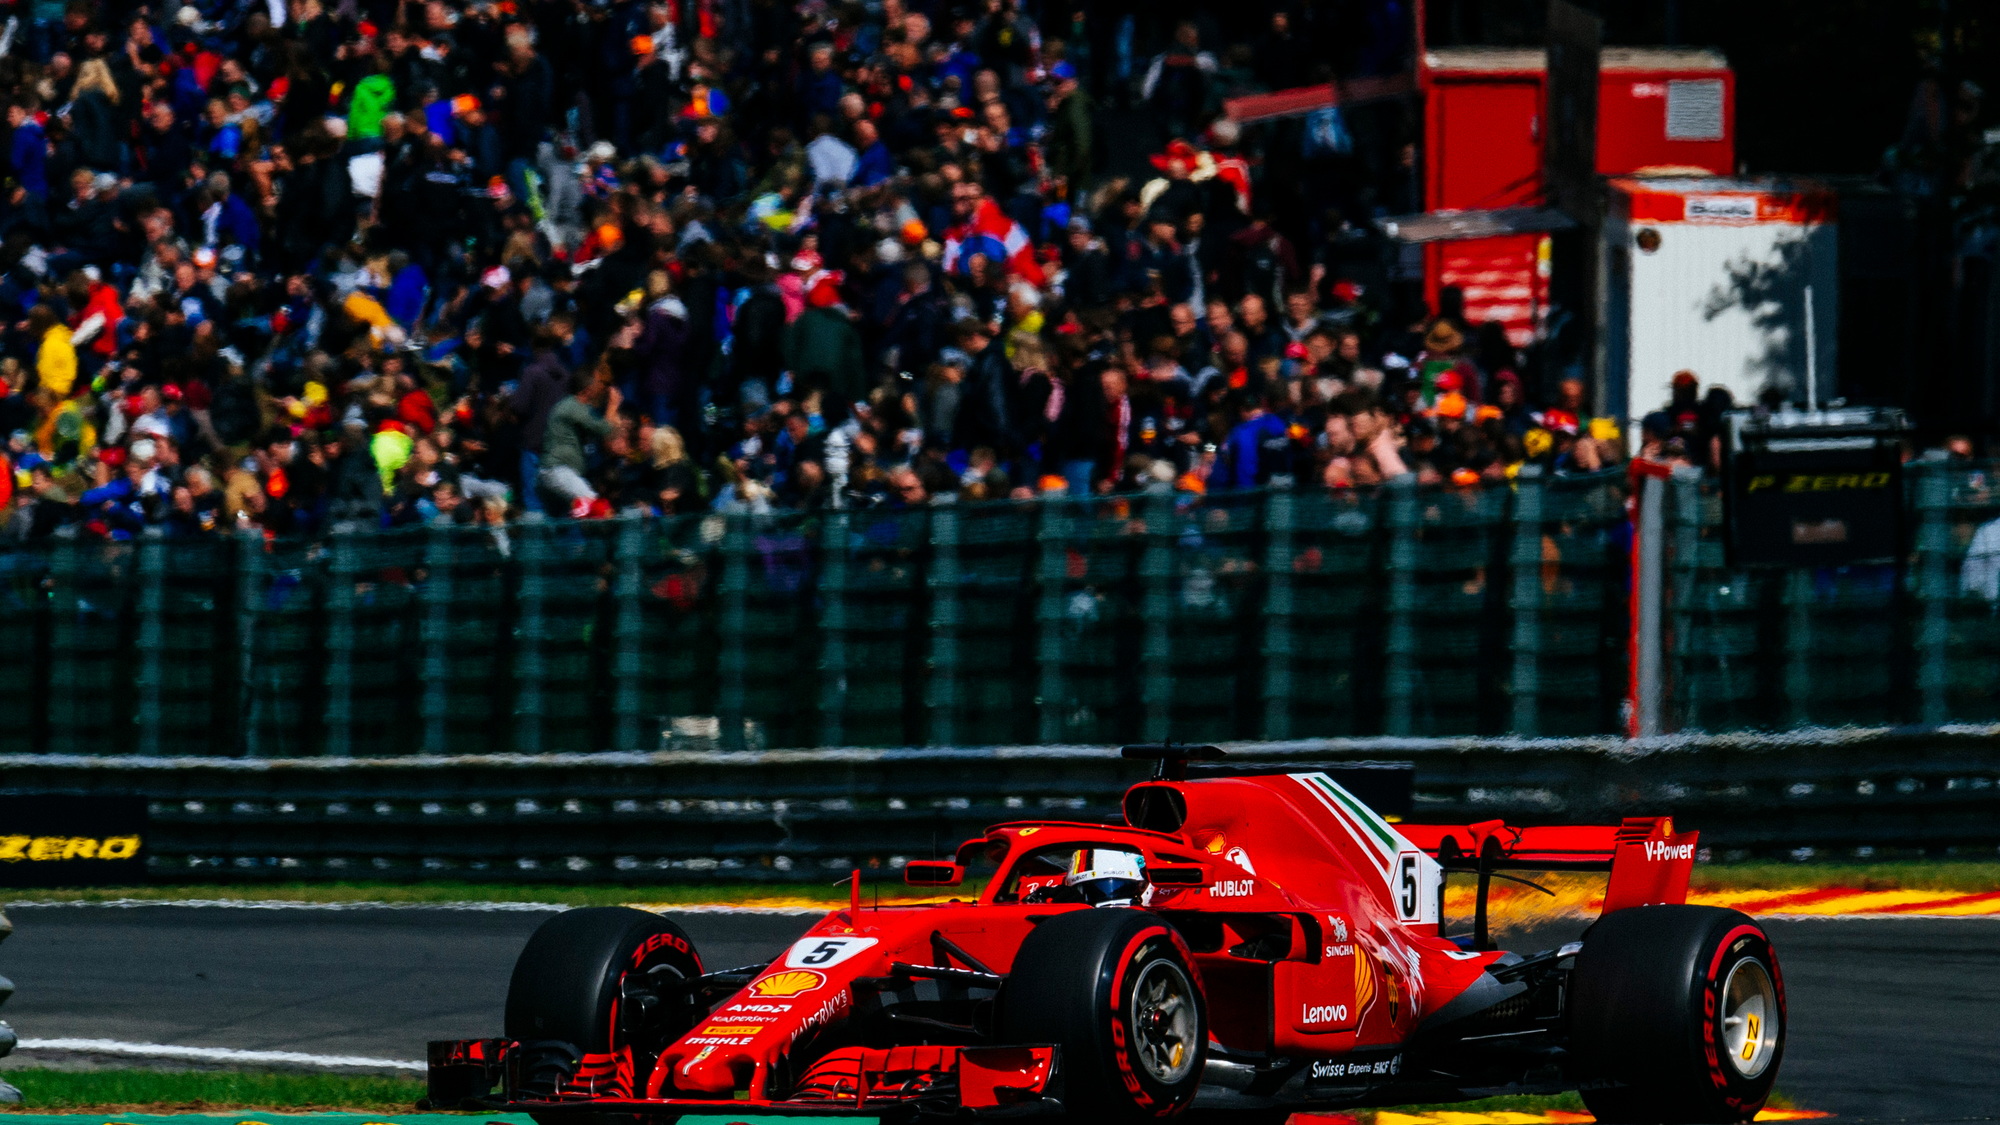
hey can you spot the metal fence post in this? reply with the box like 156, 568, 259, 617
926, 499, 961, 747
1036, 500, 1070, 743
1140, 483, 1175, 742
819, 511, 850, 748
1785, 567, 1814, 729
612, 516, 647, 752
44, 535, 83, 756
1916, 465, 1952, 725
419, 522, 454, 754
717, 512, 749, 752
236, 531, 263, 756
1633, 473, 1668, 739
1508, 469, 1544, 737
1383, 474, 1419, 736
514, 518, 547, 754
1668, 469, 1704, 731
321, 525, 357, 758
134, 527, 166, 756
1262, 478, 1296, 740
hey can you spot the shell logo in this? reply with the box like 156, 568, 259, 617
750, 969, 826, 998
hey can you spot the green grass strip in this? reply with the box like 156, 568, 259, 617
0, 1070, 425, 1113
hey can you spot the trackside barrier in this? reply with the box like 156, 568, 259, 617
4, 727, 1997, 881
9, 463, 2000, 755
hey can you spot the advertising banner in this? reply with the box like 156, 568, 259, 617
0, 795, 148, 887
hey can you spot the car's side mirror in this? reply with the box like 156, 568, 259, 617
904, 860, 965, 886
1148, 863, 1210, 888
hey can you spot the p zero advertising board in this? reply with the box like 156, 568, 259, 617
0, 795, 148, 887
1724, 425, 1905, 568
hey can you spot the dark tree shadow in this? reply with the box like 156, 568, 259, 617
1700, 231, 1829, 402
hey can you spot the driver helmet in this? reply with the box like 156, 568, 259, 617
1064, 848, 1147, 907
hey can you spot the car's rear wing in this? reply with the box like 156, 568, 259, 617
1396, 816, 1699, 948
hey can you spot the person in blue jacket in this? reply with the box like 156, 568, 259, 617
1211, 387, 1296, 491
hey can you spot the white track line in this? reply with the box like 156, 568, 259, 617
14, 1038, 422, 1071
630, 904, 828, 915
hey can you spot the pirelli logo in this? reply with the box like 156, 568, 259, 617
0, 835, 142, 862
1744, 472, 1894, 493
0, 795, 149, 887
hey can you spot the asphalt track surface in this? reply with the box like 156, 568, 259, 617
0, 905, 1995, 1122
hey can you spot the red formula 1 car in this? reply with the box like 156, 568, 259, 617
427, 746, 1785, 1125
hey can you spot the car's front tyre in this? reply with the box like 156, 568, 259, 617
996, 908, 1207, 1123
504, 906, 706, 1123
1568, 905, 1785, 1123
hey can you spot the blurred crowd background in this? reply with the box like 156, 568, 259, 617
0, 0, 1672, 542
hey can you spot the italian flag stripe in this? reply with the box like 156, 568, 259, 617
1288, 772, 1393, 875
1307, 773, 1402, 855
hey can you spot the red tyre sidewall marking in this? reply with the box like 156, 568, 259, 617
1105, 923, 1203, 1114
631, 929, 700, 972
605, 932, 699, 1099
1702, 923, 1771, 1112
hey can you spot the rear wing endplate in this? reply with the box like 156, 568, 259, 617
1397, 817, 1699, 948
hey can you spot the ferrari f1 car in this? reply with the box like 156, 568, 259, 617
426, 745, 1784, 1124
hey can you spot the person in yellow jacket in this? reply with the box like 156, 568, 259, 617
32, 390, 95, 461
26, 306, 76, 398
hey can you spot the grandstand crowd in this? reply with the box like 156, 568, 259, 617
0, 0, 1644, 541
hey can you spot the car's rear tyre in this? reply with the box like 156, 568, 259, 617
996, 908, 1207, 1123
1568, 905, 1784, 1123
505, 906, 705, 1122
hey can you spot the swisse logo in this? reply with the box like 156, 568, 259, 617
1302, 1003, 1350, 1025
1210, 879, 1256, 898
1645, 840, 1695, 861
1310, 1055, 1402, 1082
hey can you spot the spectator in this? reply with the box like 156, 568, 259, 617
540, 364, 621, 515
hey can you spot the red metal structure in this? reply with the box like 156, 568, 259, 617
427, 745, 1786, 1124
1421, 47, 1736, 346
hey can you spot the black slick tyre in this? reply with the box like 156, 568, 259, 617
996, 908, 1207, 1123
504, 906, 705, 1120
1568, 905, 1785, 1124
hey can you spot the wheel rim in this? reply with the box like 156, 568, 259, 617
1129, 956, 1197, 1085
1720, 957, 1778, 1079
